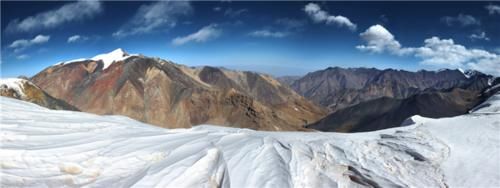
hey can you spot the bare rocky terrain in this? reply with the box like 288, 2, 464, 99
0, 78, 78, 111
30, 49, 326, 131
286, 67, 493, 112
281, 67, 497, 132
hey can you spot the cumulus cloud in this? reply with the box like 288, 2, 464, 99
357, 24, 500, 75
9, 35, 50, 52
486, 4, 500, 15
67, 35, 89, 43
441, 14, 480, 26
248, 30, 289, 38
172, 24, 222, 46
5, 1, 102, 33
469, 32, 490, 41
356, 24, 408, 55
113, 1, 192, 38
304, 3, 356, 31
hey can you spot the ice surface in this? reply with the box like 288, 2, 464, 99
470, 93, 500, 114
1, 96, 499, 187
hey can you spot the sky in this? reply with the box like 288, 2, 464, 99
1, 1, 500, 77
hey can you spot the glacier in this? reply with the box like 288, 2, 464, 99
1, 95, 499, 187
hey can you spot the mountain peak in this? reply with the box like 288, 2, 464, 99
91, 48, 132, 70
112, 48, 128, 56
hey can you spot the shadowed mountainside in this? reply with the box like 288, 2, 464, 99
287, 67, 493, 111
306, 77, 500, 132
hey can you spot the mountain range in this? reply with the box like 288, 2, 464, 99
285, 67, 494, 111
29, 49, 326, 131
1, 48, 498, 132
278, 67, 498, 132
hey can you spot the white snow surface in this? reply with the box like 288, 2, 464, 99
91, 48, 133, 70
471, 93, 500, 114
0, 78, 28, 97
54, 58, 88, 66
1, 96, 499, 188
55, 49, 137, 70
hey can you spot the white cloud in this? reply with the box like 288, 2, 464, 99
441, 14, 480, 26
113, 1, 192, 38
67, 35, 89, 43
213, 7, 222, 12
249, 30, 289, 38
5, 1, 102, 33
357, 24, 500, 76
356, 24, 410, 56
414, 37, 498, 69
486, 4, 500, 15
16, 54, 29, 60
469, 32, 490, 41
172, 24, 222, 46
303, 3, 356, 31
9, 35, 50, 52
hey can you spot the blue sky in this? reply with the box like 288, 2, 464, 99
1, 1, 500, 77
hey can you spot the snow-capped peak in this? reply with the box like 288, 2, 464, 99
55, 48, 137, 70
458, 68, 482, 79
457, 68, 469, 78
0, 78, 28, 98
91, 48, 132, 70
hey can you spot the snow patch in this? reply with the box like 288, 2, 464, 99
54, 48, 138, 70
470, 93, 500, 114
91, 48, 134, 70
54, 58, 88, 66
0, 78, 28, 97
457, 68, 471, 79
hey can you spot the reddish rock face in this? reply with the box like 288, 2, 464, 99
31, 56, 327, 131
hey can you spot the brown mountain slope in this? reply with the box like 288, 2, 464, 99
288, 67, 491, 111
0, 78, 78, 111
31, 49, 326, 131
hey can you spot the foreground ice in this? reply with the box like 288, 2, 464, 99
1, 95, 499, 188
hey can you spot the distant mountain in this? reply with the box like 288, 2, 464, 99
276, 75, 301, 86
31, 49, 326, 131
0, 78, 78, 111
288, 67, 493, 111
306, 77, 500, 132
